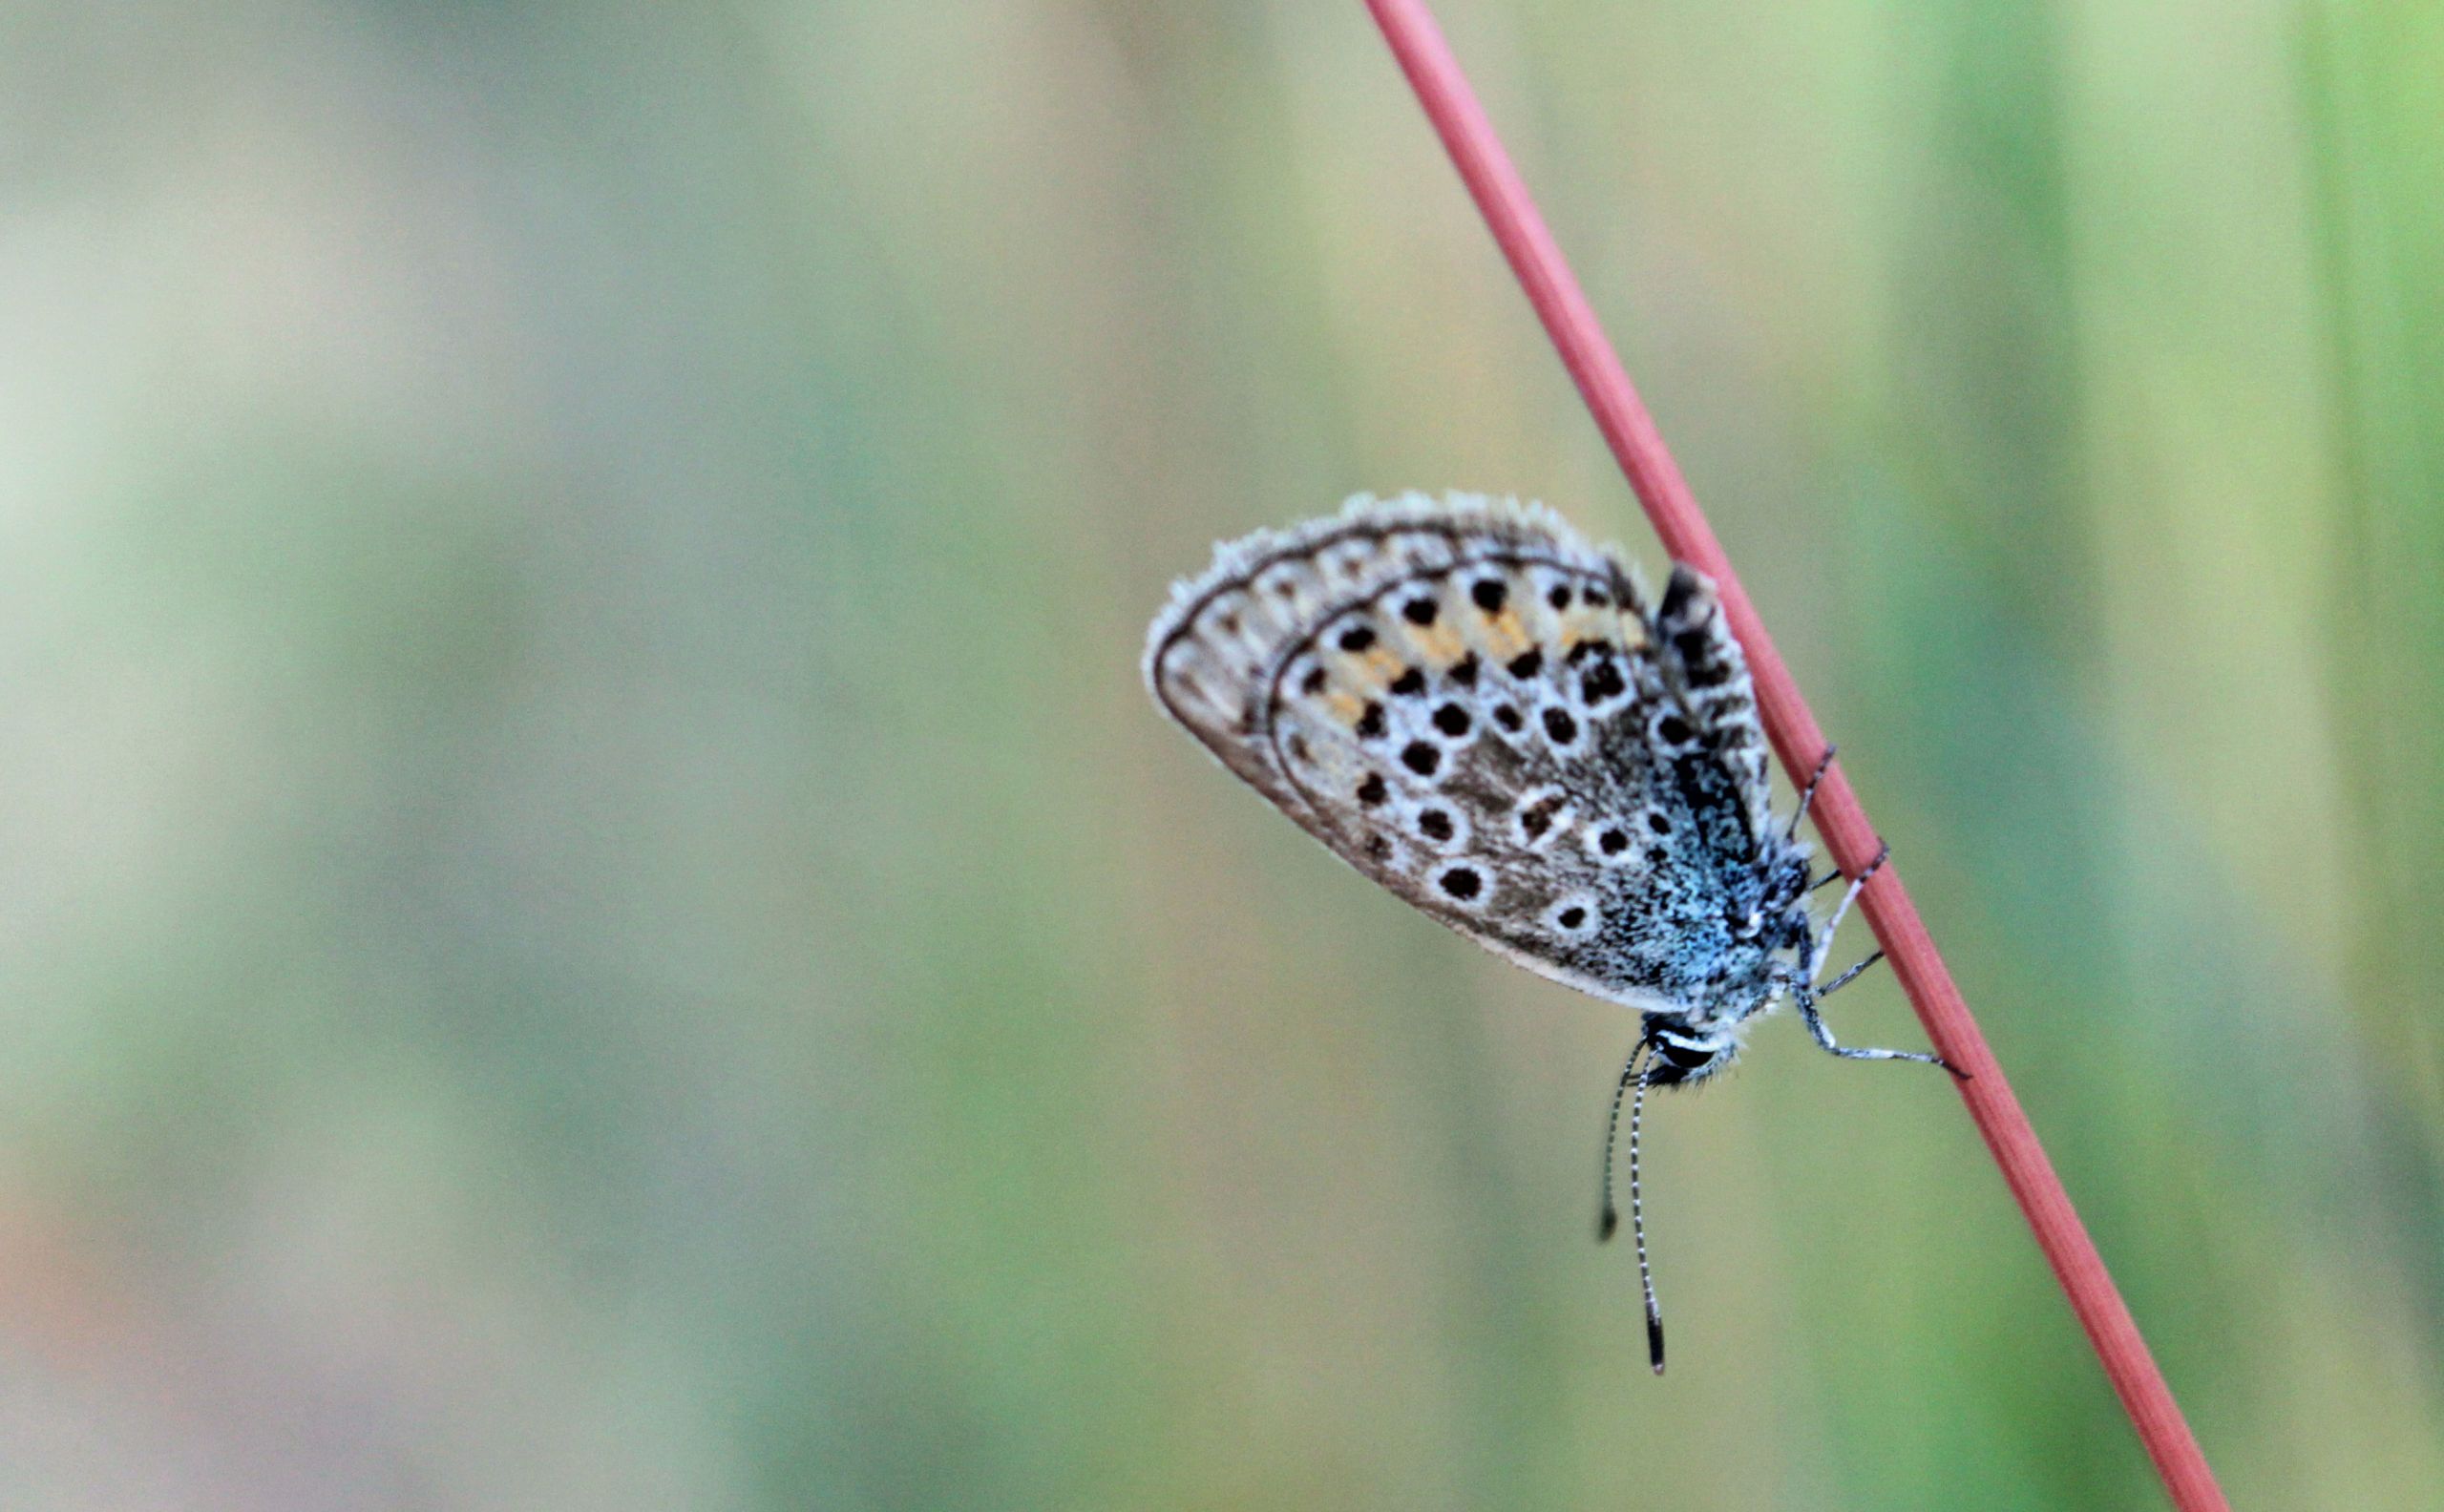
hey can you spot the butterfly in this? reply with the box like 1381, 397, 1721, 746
1143, 492, 1954, 1372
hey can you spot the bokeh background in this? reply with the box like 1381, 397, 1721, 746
3, 2, 2439, 1508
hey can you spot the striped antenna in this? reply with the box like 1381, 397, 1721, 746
1596, 1039, 1666, 1373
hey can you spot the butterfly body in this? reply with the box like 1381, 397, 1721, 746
1146, 492, 1829, 1086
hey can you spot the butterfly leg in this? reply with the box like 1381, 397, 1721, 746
1794, 988, 1953, 1070
1817, 950, 1883, 998
1785, 745, 1837, 842
1808, 842, 1888, 974
1798, 844, 1966, 1077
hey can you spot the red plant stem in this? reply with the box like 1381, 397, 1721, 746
1359, 3, 2228, 1508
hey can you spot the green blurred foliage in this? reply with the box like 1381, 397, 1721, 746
1, 2, 2438, 1507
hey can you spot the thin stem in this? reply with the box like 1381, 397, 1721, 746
1358, 4, 2227, 1508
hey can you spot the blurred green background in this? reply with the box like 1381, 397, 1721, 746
3, 2, 2439, 1507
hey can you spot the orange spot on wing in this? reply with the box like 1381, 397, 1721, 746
1478, 609, 1530, 660
1406, 622, 1466, 666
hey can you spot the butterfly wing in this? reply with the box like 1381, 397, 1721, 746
1650, 565, 1777, 853
1148, 494, 1780, 1012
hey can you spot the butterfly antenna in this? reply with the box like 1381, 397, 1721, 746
1596, 1039, 1646, 1243
1627, 1048, 1665, 1374
1596, 1040, 1667, 1371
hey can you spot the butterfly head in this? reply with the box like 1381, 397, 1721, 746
1639, 1017, 1738, 1087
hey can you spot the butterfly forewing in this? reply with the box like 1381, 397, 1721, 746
1147, 494, 1780, 1013
1650, 566, 1776, 851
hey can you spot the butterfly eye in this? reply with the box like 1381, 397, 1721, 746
1654, 1035, 1718, 1074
